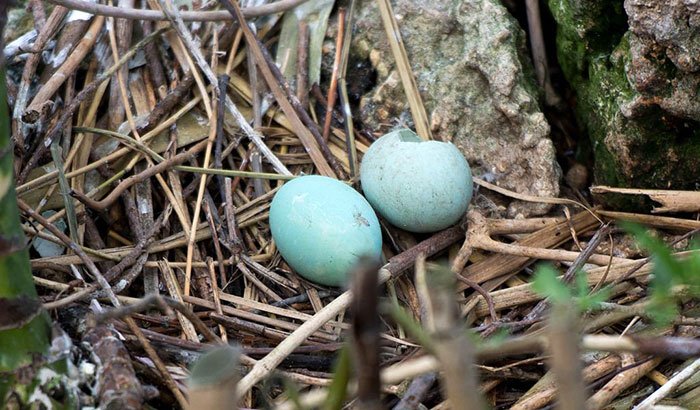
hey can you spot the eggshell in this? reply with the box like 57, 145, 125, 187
360, 129, 473, 233
269, 175, 383, 286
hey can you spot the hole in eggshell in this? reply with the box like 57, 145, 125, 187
396, 129, 422, 143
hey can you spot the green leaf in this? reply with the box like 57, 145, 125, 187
584, 286, 612, 311
384, 297, 436, 353
623, 222, 680, 291
531, 264, 571, 305
323, 345, 351, 410
280, 376, 304, 410
275, 0, 335, 88
647, 298, 678, 327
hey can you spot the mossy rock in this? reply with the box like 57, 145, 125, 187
547, 0, 700, 210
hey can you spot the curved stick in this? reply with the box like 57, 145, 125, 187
46, 0, 310, 21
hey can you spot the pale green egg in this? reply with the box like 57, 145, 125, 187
360, 129, 473, 233
269, 175, 383, 286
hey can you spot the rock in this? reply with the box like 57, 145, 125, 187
547, 0, 700, 208
346, 0, 560, 217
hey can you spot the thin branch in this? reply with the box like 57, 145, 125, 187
71, 140, 208, 211
633, 358, 700, 410
45, 0, 311, 21
322, 8, 345, 142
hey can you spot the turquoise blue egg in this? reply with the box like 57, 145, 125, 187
269, 175, 383, 286
360, 129, 473, 233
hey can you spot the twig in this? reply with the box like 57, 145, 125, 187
46, 0, 311, 21
591, 186, 700, 214
41, 206, 169, 309
633, 358, 700, 410
17, 26, 170, 184
322, 8, 345, 142
391, 373, 436, 410
598, 210, 700, 231
547, 303, 586, 410
516, 224, 611, 331
587, 356, 662, 410
82, 324, 144, 408
296, 20, 309, 108
449, 222, 497, 323
12, 5, 69, 151
70, 140, 208, 211
94, 294, 221, 344
465, 211, 622, 267
24, 16, 105, 122
27, 0, 47, 31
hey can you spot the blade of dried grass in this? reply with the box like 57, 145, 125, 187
375, 0, 432, 140
49, 139, 79, 242
159, 260, 200, 342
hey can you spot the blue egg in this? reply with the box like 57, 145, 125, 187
269, 175, 383, 286
360, 129, 473, 233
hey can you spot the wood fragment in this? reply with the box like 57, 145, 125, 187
591, 186, 700, 213
82, 324, 145, 409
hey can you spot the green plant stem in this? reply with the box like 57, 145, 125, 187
73, 126, 296, 181
0, 66, 51, 372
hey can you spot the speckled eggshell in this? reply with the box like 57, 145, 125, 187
269, 175, 383, 287
360, 129, 473, 233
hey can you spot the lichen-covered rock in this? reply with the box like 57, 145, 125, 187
348, 0, 560, 217
548, 0, 700, 207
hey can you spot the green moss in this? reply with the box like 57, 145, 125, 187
547, 0, 627, 85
